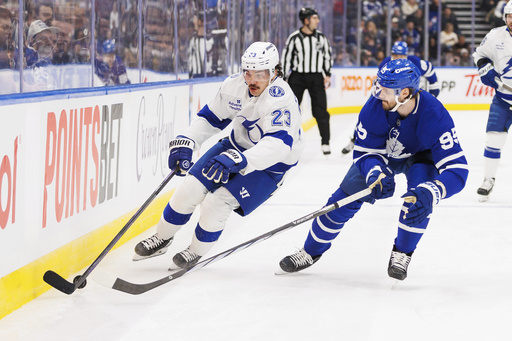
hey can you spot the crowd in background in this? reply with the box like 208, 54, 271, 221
332, 0, 508, 68
0, 0, 508, 95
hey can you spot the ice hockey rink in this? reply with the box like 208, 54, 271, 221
1, 109, 511, 341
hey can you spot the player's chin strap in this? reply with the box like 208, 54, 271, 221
389, 89, 419, 112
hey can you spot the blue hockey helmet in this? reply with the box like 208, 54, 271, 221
377, 59, 420, 92
101, 39, 116, 54
391, 41, 408, 55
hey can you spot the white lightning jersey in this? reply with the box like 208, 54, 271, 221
473, 26, 512, 104
183, 73, 304, 175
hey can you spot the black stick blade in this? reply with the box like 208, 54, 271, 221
111, 270, 185, 295
43, 271, 76, 295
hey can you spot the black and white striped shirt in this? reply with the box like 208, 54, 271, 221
281, 29, 332, 76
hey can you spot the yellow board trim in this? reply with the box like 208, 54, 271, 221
0, 189, 175, 320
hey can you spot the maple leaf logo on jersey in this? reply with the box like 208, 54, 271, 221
386, 128, 406, 157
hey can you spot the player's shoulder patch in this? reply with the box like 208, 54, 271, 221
269, 85, 285, 97
230, 73, 241, 79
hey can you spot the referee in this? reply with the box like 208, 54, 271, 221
281, 7, 333, 155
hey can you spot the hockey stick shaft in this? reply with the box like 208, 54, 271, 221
495, 78, 512, 92
44, 170, 178, 294
109, 186, 372, 294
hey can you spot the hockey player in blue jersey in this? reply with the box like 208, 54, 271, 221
342, 41, 440, 154
280, 59, 468, 280
133, 42, 304, 268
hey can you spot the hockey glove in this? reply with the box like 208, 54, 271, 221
478, 63, 500, 89
168, 135, 194, 176
202, 149, 248, 184
429, 88, 440, 98
366, 165, 395, 199
402, 181, 442, 225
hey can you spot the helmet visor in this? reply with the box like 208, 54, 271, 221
243, 69, 271, 83
371, 79, 397, 100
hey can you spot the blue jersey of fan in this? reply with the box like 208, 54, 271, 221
353, 91, 468, 199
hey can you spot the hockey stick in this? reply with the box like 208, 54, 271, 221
43, 170, 178, 295
101, 186, 373, 295
496, 79, 512, 92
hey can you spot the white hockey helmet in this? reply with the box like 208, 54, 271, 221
503, 1, 512, 22
241, 42, 279, 76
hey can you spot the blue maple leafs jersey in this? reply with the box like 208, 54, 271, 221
353, 91, 468, 198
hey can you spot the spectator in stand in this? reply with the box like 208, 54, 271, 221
402, 21, 421, 55
452, 34, 470, 55
362, 0, 384, 26
489, 0, 507, 27
35, 1, 54, 27
442, 7, 460, 35
51, 21, 73, 65
459, 48, 472, 67
0, 7, 13, 69
406, 8, 424, 35
25, 20, 61, 90
440, 22, 459, 52
481, 0, 496, 12
391, 17, 402, 41
401, 0, 419, 18
361, 49, 377, 66
429, 0, 440, 34
94, 39, 130, 86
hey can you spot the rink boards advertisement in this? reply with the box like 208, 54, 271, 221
0, 67, 490, 318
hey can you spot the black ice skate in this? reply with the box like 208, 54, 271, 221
279, 248, 322, 273
133, 234, 173, 261
387, 245, 413, 280
477, 177, 495, 202
172, 248, 201, 268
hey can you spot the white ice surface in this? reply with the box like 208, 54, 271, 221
1, 110, 512, 341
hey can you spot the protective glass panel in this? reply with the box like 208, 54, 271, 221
22, 0, 93, 92
0, 1, 20, 94
143, 0, 176, 81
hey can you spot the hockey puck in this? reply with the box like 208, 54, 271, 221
73, 275, 87, 289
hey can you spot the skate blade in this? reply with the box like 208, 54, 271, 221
478, 195, 490, 202
132, 249, 168, 262
274, 268, 297, 276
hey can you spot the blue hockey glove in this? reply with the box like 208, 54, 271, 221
366, 165, 395, 199
478, 63, 500, 89
402, 181, 442, 225
202, 149, 248, 184
429, 88, 440, 98
168, 135, 194, 176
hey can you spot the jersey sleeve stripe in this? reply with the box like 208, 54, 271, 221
263, 130, 294, 148
435, 151, 466, 169
197, 105, 232, 130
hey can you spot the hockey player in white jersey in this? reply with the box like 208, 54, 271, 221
133, 42, 304, 268
473, 0, 512, 201
279, 59, 468, 280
